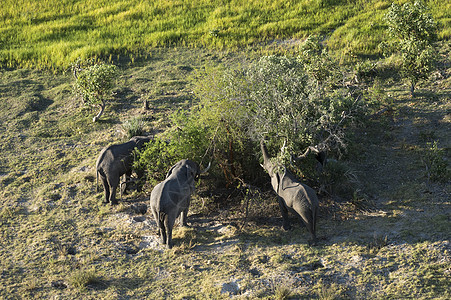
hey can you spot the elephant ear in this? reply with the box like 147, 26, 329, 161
275, 172, 281, 193
185, 164, 196, 180
270, 172, 281, 194
278, 167, 288, 192
166, 165, 176, 178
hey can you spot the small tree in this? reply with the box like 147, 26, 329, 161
72, 59, 118, 122
383, 1, 437, 97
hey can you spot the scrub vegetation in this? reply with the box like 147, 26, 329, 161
0, 0, 450, 298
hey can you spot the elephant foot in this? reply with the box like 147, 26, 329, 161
110, 201, 118, 206
180, 220, 189, 227
282, 223, 292, 231
308, 239, 317, 246
308, 235, 318, 246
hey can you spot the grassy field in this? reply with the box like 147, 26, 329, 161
1, 0, 450, 298
1, 43, 450, 298
1, 0, 450, 69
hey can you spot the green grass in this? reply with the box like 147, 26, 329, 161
1, 0, 449, 69
0, 6, 450, 298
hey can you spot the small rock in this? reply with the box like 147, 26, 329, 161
221, 281, 240, 295
66, 246, 76, 255
190, 265, 201, 271
131, 203, 147, 215
133, 216, 146, 222
125, 245, 140, 255
249, 268, 261, 277
51, 280, 67, 289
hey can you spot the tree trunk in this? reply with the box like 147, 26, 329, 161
93, 101, 105, 122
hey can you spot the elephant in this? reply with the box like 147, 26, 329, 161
149, 159, 210, 248
260, 140, 319, 243
96, 136, 152, 205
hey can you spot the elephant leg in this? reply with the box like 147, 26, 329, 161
180, 208, 188, 227
100, 176, 110, 204
121, 168, 133, 195
293, 203, 316, 242
180, 200, 190, 227
159, 226, 167, 246
120, 174, 127, 197
296, 214, 307, 228
157, 212, 168, 246
108, 177, 120, 205
278, 196, 291, 231
166, 215, 175, 249
150, 207, 163, 243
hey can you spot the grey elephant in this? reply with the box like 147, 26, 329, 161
96, 136, 152, 205
149, 159, 210, 248
260, 140, 319, 243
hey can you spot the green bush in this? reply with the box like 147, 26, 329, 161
72, 59, 118, 122
421, 141, 450, 183
137, 47, 368, 189
122, 117, 146, 138
134, 137, 177, 186
382, 1, 437, 96
134, 110, 212, 185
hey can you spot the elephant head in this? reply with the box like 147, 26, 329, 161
260, 140, 285, 193
260, 139, 275, 175
166, 160, 211, 180
130, 136, 152, 148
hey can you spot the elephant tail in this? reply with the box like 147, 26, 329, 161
158, 211, 166, 229
158, 211, 168, 244
312, 205, 317, 237
159, 211, 167, 230
96, 169, 99, 193
301, 206, 317, 241
96, 168, 106, 193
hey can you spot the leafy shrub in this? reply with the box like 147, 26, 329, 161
134, 111, 212, 185
243, 50, 366, 182
319, 159, 358, 197
137, 47, 367, 190
421, 141, 449, 183
72, 59, 118, 122
382, 1, 437, 96
134, 137, 177, 186
353, 60, 378, 84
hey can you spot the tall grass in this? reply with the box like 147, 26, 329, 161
1, 0, 449, 69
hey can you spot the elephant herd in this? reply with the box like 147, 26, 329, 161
96, 136, 319, 248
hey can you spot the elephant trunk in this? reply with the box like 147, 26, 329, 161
260, 140, 272, 171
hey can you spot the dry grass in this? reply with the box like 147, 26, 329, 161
0, 45, 450, 298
